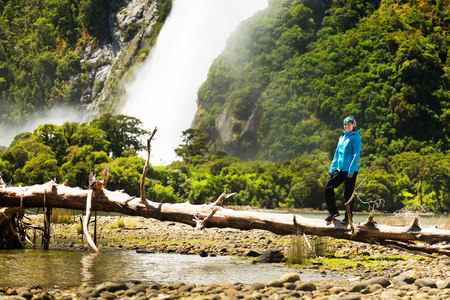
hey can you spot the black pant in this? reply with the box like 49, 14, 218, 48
324, 170, 358, 219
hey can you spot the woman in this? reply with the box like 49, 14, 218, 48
324, 117, 361, 225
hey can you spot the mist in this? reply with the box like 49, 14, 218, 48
0, 106, 84, 148
121, 0, 268, 166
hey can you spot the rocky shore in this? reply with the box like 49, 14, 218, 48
2, 216, 450, 299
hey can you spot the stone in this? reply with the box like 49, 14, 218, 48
381, 290, 406, 297
428, 288, 442, 295
94, 282, 128, 294
246, 250, 260, 257
278, 273, 300, 283
172, 282, 185, 290
346, 282, 368, 292
415, 278, 437, 288
159, 295, 180, 300
250, 283, 265, 291
15, 288, 32, 300
124, 289, 138, 296
296, 282, 316, 291
398, 284, 418, 291
368, 283, 384, 293
149, 284, 161, 290
329, 286, 344, 294
256, 249, 284, 263
283, 283, 296, 290
177, 284, 195, 293
438, 259, 450, 266
266, 280, 283, 288
318, 283, 334, 291
392, 270, 421, 286
289, 291, 302, 298
18, 291, 33, 300
99, 291, 117, 300
437, 278, 450, 289
365, 276, 391, 287
419, 286, 431, 293
77, 287, 94, 298
247, 292, 263, 300
338, 293, 362, 300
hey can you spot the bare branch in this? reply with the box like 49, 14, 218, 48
193, 207, 219, 230
140, 127, 158, 202
213, 189, 236, 206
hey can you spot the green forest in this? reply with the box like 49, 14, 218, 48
1, 0, 450, 213
197, 0, 450, 161
0, 116, 449, 213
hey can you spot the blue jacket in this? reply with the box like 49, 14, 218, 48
328, 130, 361, 175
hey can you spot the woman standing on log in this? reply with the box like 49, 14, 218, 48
324, 117, 361, 225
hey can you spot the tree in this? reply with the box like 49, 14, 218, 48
175, 128, 210, 164
34, 124, 69, 165
91, 113, 149, 158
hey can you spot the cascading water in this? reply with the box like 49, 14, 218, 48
121, 0, 268, 165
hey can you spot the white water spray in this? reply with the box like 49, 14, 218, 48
0, 106, 84, 147
121, 0, 268, 165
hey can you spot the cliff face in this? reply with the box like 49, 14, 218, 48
78, 0, 159, 121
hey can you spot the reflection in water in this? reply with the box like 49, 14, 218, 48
80, 253, 98, 284
0, 250, 337, 288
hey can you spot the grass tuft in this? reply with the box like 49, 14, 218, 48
50, 209, 74, 224
288, 233, 334, 265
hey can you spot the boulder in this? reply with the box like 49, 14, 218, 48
414, 278, 437, 288
392, 270, 421, 286
256, 249, 284, 263
279, 273, 300, 283
296, 282, 317, 291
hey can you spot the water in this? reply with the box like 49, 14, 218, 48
121, 0, 268, 165
0, 250, 330, 289
2, 211, 442, 289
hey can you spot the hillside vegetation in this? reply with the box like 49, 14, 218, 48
0, 119, 449, 213
0, 0, 110, 127
0, 0, 171, 134
196, 0, 450, 162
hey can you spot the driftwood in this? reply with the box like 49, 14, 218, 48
1, 129, 450, 255
1, 181, 450, 255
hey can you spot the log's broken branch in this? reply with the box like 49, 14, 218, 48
345, 178, 366, 236
193, 207, 219, 230
83, 189, 99, 253
213, 189, 236, 207
0, 174, 6, 188
83, 172, 108, 254
192, 189, 235, 231
140, 127, 158, 203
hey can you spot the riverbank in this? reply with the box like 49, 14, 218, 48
2, 215, 450, 299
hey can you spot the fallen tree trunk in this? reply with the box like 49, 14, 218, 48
0, 207, 22, 249
1, 181, 450, 255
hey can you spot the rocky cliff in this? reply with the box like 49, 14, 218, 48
78, 0, 160, 121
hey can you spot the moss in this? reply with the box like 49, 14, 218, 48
287, 254, 420, 269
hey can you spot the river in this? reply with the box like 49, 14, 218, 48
0, 249, 341, 289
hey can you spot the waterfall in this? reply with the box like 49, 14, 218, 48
121, 0, 268, 165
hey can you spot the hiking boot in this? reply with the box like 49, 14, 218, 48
341, 218, 349, 225
325, 212, 340, 222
